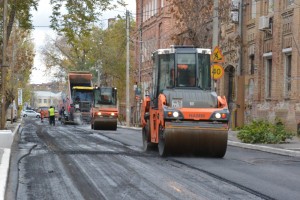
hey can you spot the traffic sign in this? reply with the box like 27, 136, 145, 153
211, 46, 225, 63
211, 64, 224, 80
18, 88, 22, 106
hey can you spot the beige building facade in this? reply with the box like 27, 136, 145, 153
135, 0, 176, 92
238, 0, 300, 131
31, 91, 64, 111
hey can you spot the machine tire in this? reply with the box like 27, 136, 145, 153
142, 120, 155, 151
211, 140, 227, 158
94, 123, 100, 130
158, 125, 168, 157
214, 150, 226, 158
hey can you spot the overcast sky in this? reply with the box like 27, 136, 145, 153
30, 0, 136, 84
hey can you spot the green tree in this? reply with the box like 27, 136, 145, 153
0, 0, 128, 128
41, 14, 136, 104
48, 0, 127, 71
0, 0, 38, 42
6, 28, 35, 110
95, 15, 136, 102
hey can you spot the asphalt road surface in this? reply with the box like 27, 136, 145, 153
5, 118, 300, 200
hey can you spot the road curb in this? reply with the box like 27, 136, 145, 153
228, 141, 300, 158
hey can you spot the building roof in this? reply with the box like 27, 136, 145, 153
34, 91, 62, 98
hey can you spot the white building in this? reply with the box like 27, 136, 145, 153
32, 91, 64, 111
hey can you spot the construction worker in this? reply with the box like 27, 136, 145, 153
59, 106, 64, 117
40, 109, 44, 123
59, 106, 66, 123
48, 106, 55, 126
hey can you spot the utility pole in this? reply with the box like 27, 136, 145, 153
125, 10, 131, 127
97, 62, 101, 87
212, 0, 219, 92
236, 0, 245, 127
136, 0, 143, 126
238, 0, 244, 76
212, 0, 219, 48
139, 0, 143, 85
1, 0, 8, 129
97, 69, 100, 86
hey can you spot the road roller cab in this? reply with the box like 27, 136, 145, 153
141, 45, 230, 157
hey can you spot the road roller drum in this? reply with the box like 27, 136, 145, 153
158, 125, 228, 157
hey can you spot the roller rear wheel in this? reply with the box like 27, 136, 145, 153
142, 121, 156, 151
158, 125, 167, 157
91, 122, 94, 129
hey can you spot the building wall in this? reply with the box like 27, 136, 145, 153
32, 91, 63, 111
242, 0, 300, 131
135, 0, 300, 132
136, 0, 176, 94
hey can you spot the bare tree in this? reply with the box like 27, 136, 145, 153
168, 0, 231, 48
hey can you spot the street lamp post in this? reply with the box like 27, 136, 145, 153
126, 10, 130, 127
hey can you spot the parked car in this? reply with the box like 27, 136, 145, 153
21, 110, 41, 118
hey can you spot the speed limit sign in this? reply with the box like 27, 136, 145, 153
211, 64, 224, 80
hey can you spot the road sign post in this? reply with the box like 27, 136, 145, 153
211, 46, 225, 63
211, 64, 225, 80
210, 46, 225, 89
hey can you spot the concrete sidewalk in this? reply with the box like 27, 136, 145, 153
0, 121, 21, 200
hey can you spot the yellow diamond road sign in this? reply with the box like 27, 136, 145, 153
211, 46, 224, 63
211, 64, 224, 80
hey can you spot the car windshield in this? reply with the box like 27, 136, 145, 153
72, 89, 93, 102
176, 54, 196, 87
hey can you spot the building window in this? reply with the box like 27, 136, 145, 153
250, 0, 256, 19
152, 0, 155, 16
263, 0, 274, 15
284, 0, 294, 9
143, 4, 145, 22
250, 55, 255, 75
158, 22, 162, 48
285, 54, 292, 96
146, 3, 149, 20
44, 99, 47, 103
39, 99, 42, 103
265, 58, 272, 98
268, 0, 274, 14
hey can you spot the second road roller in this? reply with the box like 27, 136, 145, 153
90, 86, 118, 130
141, 45, 230, 157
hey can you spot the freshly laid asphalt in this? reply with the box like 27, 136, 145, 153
1, 120, 300, 200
